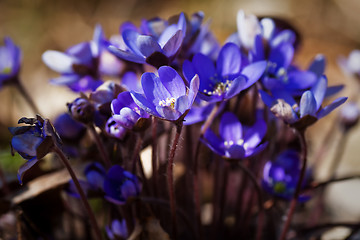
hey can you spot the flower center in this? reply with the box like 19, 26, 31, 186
224, 139, 247, 148
159, 97, 176, 108
203, 80, 232, 96
2, 67, 11, 74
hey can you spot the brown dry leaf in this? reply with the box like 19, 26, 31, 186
9, 163, 86, 206
127, 217, 170, 240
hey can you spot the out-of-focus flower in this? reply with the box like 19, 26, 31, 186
183, 42, 266, 103
262, 150, 310, 201
84, 162, 106, 191
106, 219, 128, 240
68, 97, 96, 125
339, 102, 360, 131
236, 10, 262, 50
111, 91, 150, 131
260, 75, 347, 130
103, 165, 141, 204
9, 115, 61, 184
42, 25, 106, 92
202, 112, 267, 159
105, 116, 127, 140
0, 37, 21, 87
130, 66, 199, 122
108, 13, 186, 68
338, 49, 360, 78
53, 113, 86, 141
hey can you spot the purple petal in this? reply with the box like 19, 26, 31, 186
92, 24, 104, 58
42, 50, 77, 74
317, 97, 348, 119
111, 91, 135, 114
308, 54, 326, 78
216, 43, 241, 77
122, 30, 145, 57
155, 106, 181, 121
136, 35, 162, 57
49, 75, 80, 86
107, 45, 145, 63
272, 90, 297, 107
243, 119, 267, 149
162, 30, 183, 57
192, 53, 216, 85
245, 142, 268, 158
259, 90, 275, 108
241, 61, 267, 89
67, 42, 93, 65
286, 70, 317, 90
224, 75, 247, 99
325, 85, 344, 98
311, 75, 327, 111
174, 95, 190, 114
220, 112, 242, 142
226, 145, 245, 159
158, 66, 186, 99
269, 43, 294, 69
182, 59, 196, 82
130, 91, 159, 117
300, 91, 317, 117
203, 129, 225, 156
121, 72, 142, 93
18, 159, 38, 185
141, 72, 171, 105
271, 30, 296, 48
187, 74, 200, 106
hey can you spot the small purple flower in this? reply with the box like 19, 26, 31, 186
105, 116, 127, 140
260, 75, 347, 130
130, 66, 199, 122
106, 219, 128, 240
0, 37, 21, 87
183, 42, 266, 103
66, 162, 106, 198
84, 162, 106, 191
103, 165, 141, 205
42, 25, 105, 92
202, 112, 267, 159
108, 13, 186, 68
262, 150, 310, 201
9, 116, 61, 184
111, 91, 150, 131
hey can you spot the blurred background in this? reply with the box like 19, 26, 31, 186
0, 0, 360, 237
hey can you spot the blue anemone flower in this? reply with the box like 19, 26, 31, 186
202, 112, 267, 159
103, 165, 141, 205
183, 42, 266, 103
260, 75, 347, 129
108, 13, 186, 68
0, 37, 21, 87
111, 91, 150, 131
42, 25, 105, 92
130, 66, 199, 122
9, 116, 61, 184
106, 219, 128, 240
262, 150, 310, 201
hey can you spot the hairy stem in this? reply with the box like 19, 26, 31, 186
52, 146, 103, 240
88, 124, 112, 169
279, 130, 308, 240
167, 121, 183, 240
15, 80, 41, 115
